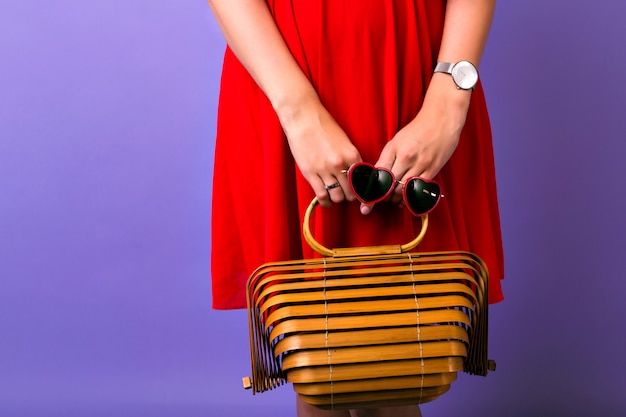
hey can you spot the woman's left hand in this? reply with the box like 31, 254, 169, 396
361, 74, 472, 214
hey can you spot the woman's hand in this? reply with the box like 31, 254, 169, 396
208, 0, 363, 208
362, 74, 471, 214
355, 0, 496, 215
278, 93, 362, 208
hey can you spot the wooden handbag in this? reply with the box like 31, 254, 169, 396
243, 198, 495, 409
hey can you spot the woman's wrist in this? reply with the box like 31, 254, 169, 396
273, 88, 322, 132
422, 73, 472, 130
428, 73, 472, 105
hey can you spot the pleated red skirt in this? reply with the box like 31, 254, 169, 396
211, 0, 504, 309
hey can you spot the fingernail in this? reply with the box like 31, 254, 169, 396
361, 205, 370, 215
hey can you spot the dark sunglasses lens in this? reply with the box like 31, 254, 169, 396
351, 165, 394, 202
405, 178, 441, 215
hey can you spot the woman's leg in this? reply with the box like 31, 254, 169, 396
296, 395, 351, 417
296, 394, 422, 417
348, 404, 422, 417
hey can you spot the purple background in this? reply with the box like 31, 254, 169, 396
1, 1, 625, 416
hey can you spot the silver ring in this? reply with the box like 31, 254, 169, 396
324, 181, 341, 190
396, 180, 405, 186
340, 169, 349, 174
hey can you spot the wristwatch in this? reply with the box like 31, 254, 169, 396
434, 61, 478, 91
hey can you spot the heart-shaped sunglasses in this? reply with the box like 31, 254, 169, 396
343, 162, 443, 216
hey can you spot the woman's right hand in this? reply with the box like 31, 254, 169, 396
208, 0, 361, 207
277, 93, 362, 208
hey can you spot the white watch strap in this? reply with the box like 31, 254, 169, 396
434, 62, 455, 74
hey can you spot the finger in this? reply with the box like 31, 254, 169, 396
374, 141, 396, 169
394, 166, 431, 209
322, 176, 346, 204
360, 202, 373, 215
337, 171, 355, 201
377, 143, 410, 205
390, 179, 404, 205
312, 176, 333, 208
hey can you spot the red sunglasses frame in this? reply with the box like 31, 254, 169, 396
344, 162, 443, 216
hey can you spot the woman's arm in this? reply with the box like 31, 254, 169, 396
208, 0, 313, 117
438, 0, 496, 66
208, 0, 360, 207
370, 0, 496, 212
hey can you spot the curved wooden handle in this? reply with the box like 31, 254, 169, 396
302, 197, 429, 257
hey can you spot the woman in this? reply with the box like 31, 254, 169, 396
208, 1, 503, 416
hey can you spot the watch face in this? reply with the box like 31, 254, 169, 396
451, 61, 478, 90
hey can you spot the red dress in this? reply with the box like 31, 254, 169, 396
211, 0, 504, 309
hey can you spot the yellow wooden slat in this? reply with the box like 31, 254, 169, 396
281, 341, 467, 370
269, 309, 471, 341
286, 357, 464, 383
273, 325, 469, 356
292, 372, 457, 395
265, 294, 475, 327
296, 385, 451, 408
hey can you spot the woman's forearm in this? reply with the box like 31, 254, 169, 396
438, 0, 496, 66
207, 0, 319, 122
208, 0, 362, 207
423, 0, 497, 122
384, 0, 497, 181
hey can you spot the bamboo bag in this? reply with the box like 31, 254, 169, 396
244, 198, 495, 409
